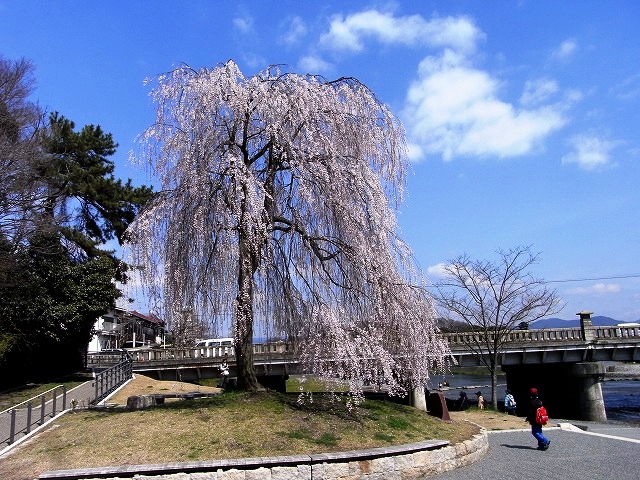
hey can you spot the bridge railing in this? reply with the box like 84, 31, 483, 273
443, 325, 639, 346
595, 325, 639, 338
85, 325, 640, 367
92, 341, 293, 364
442, 327, 584, 346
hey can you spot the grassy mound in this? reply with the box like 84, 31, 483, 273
0, 389, 478, 479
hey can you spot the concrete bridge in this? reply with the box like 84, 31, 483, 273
87, 314, 640, 422
444, 314, 640, 422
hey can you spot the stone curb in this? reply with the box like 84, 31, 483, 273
38, 432, 489, 479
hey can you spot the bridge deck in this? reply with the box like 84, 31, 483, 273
86, 325, 640, 373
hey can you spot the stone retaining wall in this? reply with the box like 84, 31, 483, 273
39, 431, 488, 480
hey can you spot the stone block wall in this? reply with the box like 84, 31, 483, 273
39, 432, 488, 480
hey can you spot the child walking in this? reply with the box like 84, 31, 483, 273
526, 387, 550, 450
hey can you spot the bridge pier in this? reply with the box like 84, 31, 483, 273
569, 362, 607, 422
410, 387, 427, 412
502, 361, 606, 422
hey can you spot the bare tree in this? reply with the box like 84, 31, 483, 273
125, 61, 450, 396
0, 56, 52, 291
0, 56, 48, 257
431, 246, 562, 409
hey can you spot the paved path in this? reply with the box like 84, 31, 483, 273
65, 380, 97, 408
435, 423, 640, 480
0, 381, 95, 448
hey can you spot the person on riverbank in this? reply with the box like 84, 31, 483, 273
504, 389, 517, 415
526, 387, 550, 450
475, 391, 485, 409
457, 391, 470, 410
219, 356, 230, 388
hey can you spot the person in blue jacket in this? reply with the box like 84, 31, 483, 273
504, 389, 517, 415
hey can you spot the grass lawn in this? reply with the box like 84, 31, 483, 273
0, 375, 481, 480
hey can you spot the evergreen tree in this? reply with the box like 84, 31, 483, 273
0, 236, 119, 386
40, 113, 153, 276
0, 106, 153, 387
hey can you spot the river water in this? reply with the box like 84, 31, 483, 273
428, 374, 640, 424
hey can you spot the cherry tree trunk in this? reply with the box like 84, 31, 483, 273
234, 232, 260, 391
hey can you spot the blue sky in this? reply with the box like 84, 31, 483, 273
2, 1, 639, 321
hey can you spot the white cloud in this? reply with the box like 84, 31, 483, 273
233, 16, 253, 34
298, 55, 332, 74
403, 51, 567, 161
562, 133, 619, 170
611, 73, 640, 100
406, 142, 425, 163
427, 262, 449, 279
281, 16, 307, 45
520, 78, 559, 106
320, 10, 484, 54
567, 283, 621, 295
312, 9, 573, 163
552, 39, 578, 60
241, 52, 266, 70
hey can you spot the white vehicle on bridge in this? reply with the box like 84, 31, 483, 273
617, 323, 639, 337
195, 337, 234, 348
194, 338, 234, 357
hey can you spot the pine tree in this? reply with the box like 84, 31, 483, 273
0, 91, 153, 385
40, 112, 153, 274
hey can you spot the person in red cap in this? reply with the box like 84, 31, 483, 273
526, 387, 550, 450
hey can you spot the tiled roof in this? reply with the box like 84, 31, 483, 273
131, 310, 165, 325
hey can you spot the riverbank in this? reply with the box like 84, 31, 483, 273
430, 373, 640, 424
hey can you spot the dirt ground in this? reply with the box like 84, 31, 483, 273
106, 374, 222, 405
449, 409, 530, 430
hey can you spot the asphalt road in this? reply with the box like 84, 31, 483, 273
435, 424, 640, 480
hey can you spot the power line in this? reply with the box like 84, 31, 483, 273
547, 274, 640, 284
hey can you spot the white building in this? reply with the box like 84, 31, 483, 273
88, 307, 165, 352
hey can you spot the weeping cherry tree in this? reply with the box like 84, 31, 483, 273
125, 61, 450, 397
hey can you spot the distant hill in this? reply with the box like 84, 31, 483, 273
529, 316, 631, 329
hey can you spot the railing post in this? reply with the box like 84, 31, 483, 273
9, 409, 16, 444
40, 394, 46, 425
52, 387, 57, 416
62, 385, 67, 410
26, 401, 32, 434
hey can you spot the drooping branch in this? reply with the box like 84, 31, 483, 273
125, 61, 450, 397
